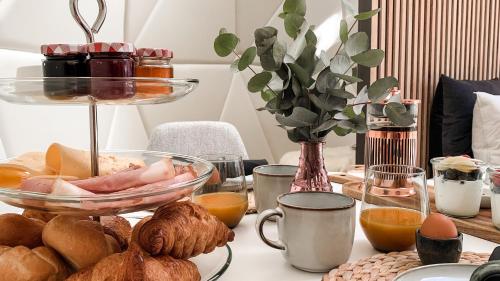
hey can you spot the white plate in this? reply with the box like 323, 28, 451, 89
394, 264, 479, 281
192, 245, 232, 281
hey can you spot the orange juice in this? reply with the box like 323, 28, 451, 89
194, 192, 248, 228
0, 165, 31, 188
360, 207, 424, 252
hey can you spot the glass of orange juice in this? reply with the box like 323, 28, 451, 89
192, 154, 248, 228
360, 165, 430, 252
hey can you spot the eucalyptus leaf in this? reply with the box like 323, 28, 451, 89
219, 28, 228, 35
278, 12, 287, 19
248, 72, 272, 93
328, 89, 355, 99
355, 8, 381, 20
230, 59, 240, 72
353, 85, 368, 114
384, 102, 415, 126
291, 78, 302, 96
312, 119, 338, 133
276, 107, 318, 127
316, 69, 336, 93
340, 20, 348, 43
214, 33, 239, 57
265, 98, 280, 113
309, 93, 346, 111
283, 0, 306, 16
284, 13, 305, 39
289, 63, 314, 87
345, 32, 369, 57
297, 45, 317, 74
238, 47, 257, 71
287, 21, 310, 61
261, 89, 277, 102
330, 53, 352, 74
255, 27, 278, 55
305, 28, 317, 46
368, 76, 398, 102
287, 127, 310, 142
351, 49, 384, 67
334, 112, 350, 120
332, 73, 362, 84
332, 125, 352, 136
272, 40, 287, 67
260, 51, 281, 71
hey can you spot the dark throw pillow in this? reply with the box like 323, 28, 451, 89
429, 75, 500, 161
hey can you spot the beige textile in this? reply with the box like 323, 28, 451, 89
323, 251, 490, 281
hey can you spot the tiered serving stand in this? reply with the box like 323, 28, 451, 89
0, 77, 231, 280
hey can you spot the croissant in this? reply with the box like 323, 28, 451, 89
138, 201, 234, 259
66, 244, 200, 281
101, 216, 132, 251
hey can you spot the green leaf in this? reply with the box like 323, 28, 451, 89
309, 93, 347, 111
351, 49, 384, 67
345, 32, 369, 57
339, 20, 348, 43
283, 0, 306, 16
332, 73, 363, 84
328, 89, 355, 99
219, 28, 228, 35
330, 53, 352, 74
214, 33, 239, 57
305, 28, 317, 46
297, 45, 317, 74
284, 13, 305, 39
287, 127, 310, 142
368, 77, 398, 102
276, 107, 318, 127
384, 102, 415, 126
312, 119, 338, 133
332, 125, 352, 136
272, 41, 287, 67
264, 98, 280, 113
355, 8, 381, 21
238, 47, 257, 71
316, 69, 336, 93
291, 78, 303, 96
230, 59, 240, 72
289, 63, 314, 87
260, 51, 281, 71
261, 89, 277, 102
278, 12, 287, 19
248, 72, 272, 93
353, 85, 368, 114
255, 27, 278, 55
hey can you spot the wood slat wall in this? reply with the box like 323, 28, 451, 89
368, 0, 500, 169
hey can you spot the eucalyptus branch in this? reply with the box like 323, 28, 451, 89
233, 51, 279, 96
350, 101, 372, 107
333, 20, 358, 57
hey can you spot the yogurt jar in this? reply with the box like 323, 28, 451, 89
488, 168, 500, 229
431, 156, 485, 218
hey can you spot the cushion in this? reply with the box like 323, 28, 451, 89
429, 75, 500, 161
472, 92, 500, 165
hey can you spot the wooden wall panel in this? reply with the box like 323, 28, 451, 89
369, 0, 500, 169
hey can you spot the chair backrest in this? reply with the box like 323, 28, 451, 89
148, 121, 249, 159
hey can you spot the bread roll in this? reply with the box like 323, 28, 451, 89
0, 246, 70, 281
22, 209, 57, 223
42, 215, 120, 270
101, 216, 132, 251
0, 214, 45, 248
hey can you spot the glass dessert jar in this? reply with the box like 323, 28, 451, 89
431, 156, 486, 218
41, 43, 88, 98
87, 42, 136, 99
135, 48, 173, 95
488, 167, 500, 229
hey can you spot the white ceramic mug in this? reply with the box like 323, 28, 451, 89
253, 165, 297, 214
256, 192, 356, 272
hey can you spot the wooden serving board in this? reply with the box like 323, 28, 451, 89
329, 174, 500, 244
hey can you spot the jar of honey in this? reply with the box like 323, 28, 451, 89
87, 42, 136, 99
135, 48, 173, 95
41, 43, 88, 98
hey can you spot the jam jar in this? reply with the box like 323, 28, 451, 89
41, 43, 88, 99
87, 42, 136, 100
135, 48, 174, 95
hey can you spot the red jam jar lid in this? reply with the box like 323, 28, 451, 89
41, 44, 87, 56
87, 42, 136, 54
136, 48, 173, 59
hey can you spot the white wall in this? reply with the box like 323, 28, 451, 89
0, 0, 356, 161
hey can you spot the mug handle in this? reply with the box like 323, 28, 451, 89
255, 208, 285, 250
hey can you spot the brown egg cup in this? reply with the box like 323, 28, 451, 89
416, 229, 463, 265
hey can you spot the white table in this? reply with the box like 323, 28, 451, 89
0, 183, 497, 281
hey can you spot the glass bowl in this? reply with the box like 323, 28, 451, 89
0, 150, 213, 216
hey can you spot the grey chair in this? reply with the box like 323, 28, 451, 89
148, 121, 249, 159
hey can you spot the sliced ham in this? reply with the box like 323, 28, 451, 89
70, 158, 175, 193
21, 178, 55, 193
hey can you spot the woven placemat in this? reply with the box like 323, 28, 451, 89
323, 251, 490, 281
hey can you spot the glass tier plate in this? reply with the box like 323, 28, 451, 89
0, 77, 198, 105
193, 245, 232, 281
0, 150, 213, 216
